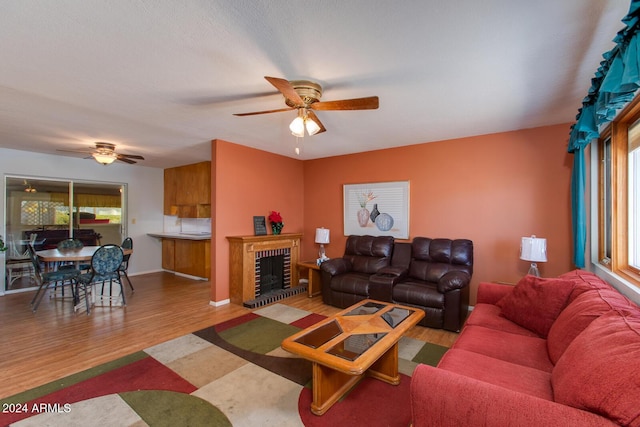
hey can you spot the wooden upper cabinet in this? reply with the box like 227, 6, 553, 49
175, 161, 211, 206
164, 161, 211, 217
164, 167, 178, 215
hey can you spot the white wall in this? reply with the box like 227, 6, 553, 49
0, 148, 164, 294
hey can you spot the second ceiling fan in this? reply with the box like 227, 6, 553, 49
233, 76, 379, 137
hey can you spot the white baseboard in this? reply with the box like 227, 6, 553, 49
173, 271, 208, 281
210, 299, 230, 307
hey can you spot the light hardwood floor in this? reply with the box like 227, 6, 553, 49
0, 272, 458, 399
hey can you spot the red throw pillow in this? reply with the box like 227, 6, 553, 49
496, 275, 574, 337
552, 312, 640, 426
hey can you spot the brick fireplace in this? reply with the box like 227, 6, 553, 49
227, 233, 303, 307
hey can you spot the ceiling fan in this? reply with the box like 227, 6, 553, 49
233, 76, 379, 137
58, 142, 145, 165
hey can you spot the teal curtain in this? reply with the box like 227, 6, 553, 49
570, 149, 586, 268
568, 0, 640, 267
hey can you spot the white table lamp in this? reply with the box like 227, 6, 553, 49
520, 235, 547, 277
315, 228, 330, 261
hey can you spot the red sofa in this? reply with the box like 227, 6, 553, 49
410, 270, 640, 426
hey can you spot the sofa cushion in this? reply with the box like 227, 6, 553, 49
552, 312, 640, 426
451, 325, 553, 372
393, 280, 443, 308
465, 303, 541, 337
438, 348, 553, 400
547, 287, 634, 364
496, 275, 574, 337
343, 235, 394, 274
558, 269, 613, 302
408, 238, 473, 282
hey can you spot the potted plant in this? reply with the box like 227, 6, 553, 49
268, 211, 284, 235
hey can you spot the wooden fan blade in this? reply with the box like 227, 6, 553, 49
56, 149, 93, 154
116, 156, 136, 164
119, 154, 145, 160
233, 107, 294, 116
264, 76, 304, 106
307, 110, 327, 134
310, 96, 379, 111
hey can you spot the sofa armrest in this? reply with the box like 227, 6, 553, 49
319, 258, 352, 276
369, 266, 408, 302
375, 266, 408, 279
410, 365, 616, 427
476, 281, 514, 305
437, 270, 471, 293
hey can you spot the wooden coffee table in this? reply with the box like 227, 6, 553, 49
281, 299, 425, 415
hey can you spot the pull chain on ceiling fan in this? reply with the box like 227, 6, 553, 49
234, 76, 379, 137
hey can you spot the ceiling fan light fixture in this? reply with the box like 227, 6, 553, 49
93, 152, 117, 165
289, 116, 305, 137
305, 119, 321, 136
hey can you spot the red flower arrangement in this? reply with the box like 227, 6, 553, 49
268, 211, 284, 235
268, 211, 282, 223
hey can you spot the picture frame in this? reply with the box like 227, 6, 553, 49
343, 181, 410, 239
253, 216, 267, 236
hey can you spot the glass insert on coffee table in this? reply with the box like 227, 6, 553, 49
282, 299, 425, 415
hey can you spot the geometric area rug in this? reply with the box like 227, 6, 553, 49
0, 303, 449, 427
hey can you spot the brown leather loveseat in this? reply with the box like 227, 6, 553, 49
321, 235, 473, 332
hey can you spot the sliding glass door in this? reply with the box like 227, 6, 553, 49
3, 176, 126, 293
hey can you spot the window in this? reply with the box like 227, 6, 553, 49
20, 200, 68, 225
597, 96, 640, 285
629, 123, 640, 269
599, 135, 612, 265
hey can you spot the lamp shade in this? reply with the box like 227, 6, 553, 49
520, 236, 547, 262
289, 116, 305, 137
315, 228, 330, 244
305, 118, 321, 136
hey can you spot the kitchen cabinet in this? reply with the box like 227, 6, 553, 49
162, 239, 175, 271
161, 238, 210, 279
164, 161, 211, 218
175, 239, 210, 279
161, 161, 211, 278
163, 167, 178, 216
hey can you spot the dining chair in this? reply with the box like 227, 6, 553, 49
5, 234, 35, 289
119, 237, 134, 291
27, 244, 80, 312
75, 244, 125, 314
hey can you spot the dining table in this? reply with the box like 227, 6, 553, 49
36, 245, 133, 311
36, 245, 133, 265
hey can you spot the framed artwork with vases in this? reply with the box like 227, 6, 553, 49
343, 181, 409, 239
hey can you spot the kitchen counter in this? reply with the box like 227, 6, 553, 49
147, 232, 211, 240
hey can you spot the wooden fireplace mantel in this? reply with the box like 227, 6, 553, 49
227, 233, 302, 305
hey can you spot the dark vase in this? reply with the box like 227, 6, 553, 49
271, 222, 283, 235
370, 203, 380, 222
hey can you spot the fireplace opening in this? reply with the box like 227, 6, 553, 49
259, 254, 284, 295
243, 246, 303, 309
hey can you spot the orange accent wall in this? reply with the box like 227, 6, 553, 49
302, 124, 574, 305
211, 124, 574, 306
210, 140, 304, 302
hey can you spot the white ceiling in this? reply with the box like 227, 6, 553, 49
0, 0, 630, 168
